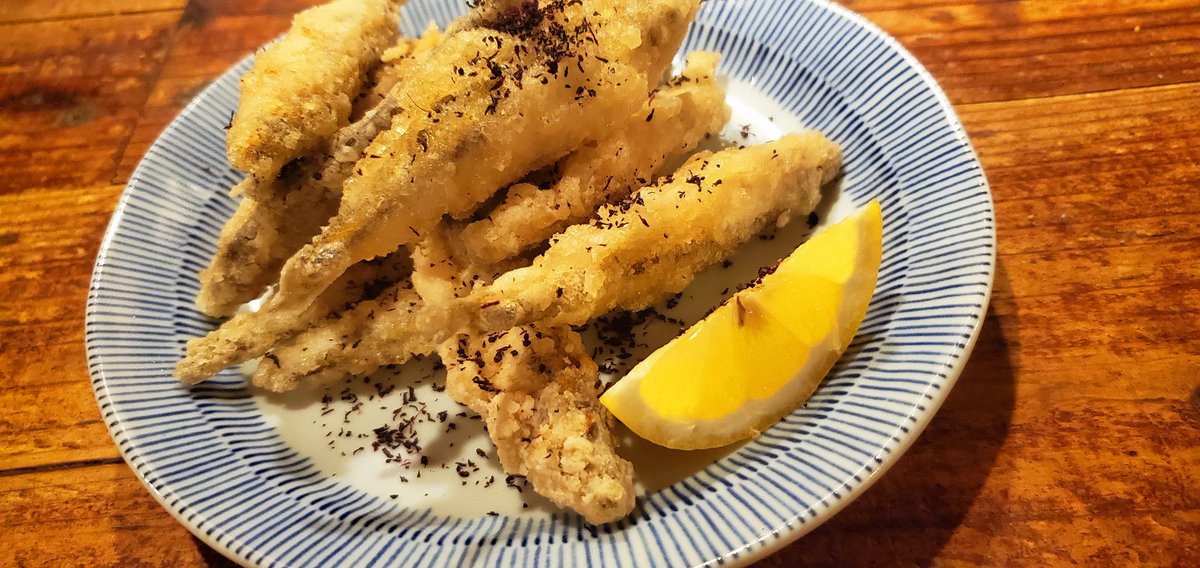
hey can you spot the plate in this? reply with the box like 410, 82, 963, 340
87, 0, 995, 566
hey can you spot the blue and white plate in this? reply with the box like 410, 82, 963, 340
87, 0, 995, 566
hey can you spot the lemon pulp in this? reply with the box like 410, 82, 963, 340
600, 200, 883, 449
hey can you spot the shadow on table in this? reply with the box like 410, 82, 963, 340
755, 261, 1019, 567
194, 537, 239, 567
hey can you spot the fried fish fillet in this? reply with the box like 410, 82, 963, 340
474, 132, 843, 330
440, 325, 635, 525
204, 250, 411, 382
278, 0, 698, 299
458, 51, 729, 264
178, 0, 701, 383
227, 0, 402, 184
197, 67, 427, 317
196, 176, 337, 317
351, 23, 443, 120
250, 51, 721, 388
197, 5, 434, 317
250, 224, 512, 393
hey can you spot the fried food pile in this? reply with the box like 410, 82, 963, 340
177, 0, 842, 525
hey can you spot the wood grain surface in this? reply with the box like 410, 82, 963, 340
1, 0, 1197, 565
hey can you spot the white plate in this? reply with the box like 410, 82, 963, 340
88, 1, 995, 565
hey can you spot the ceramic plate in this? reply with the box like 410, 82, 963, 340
87, 0, 995, 565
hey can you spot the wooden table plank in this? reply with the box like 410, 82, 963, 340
0, 11, 181, 190
0, 463, 233, 567
843, 0, 1200, 104
961, 83, 1200, 180
0, 184, 122, 470
0, 1, 184, 25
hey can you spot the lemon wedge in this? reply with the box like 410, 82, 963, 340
600, 200, 883, 449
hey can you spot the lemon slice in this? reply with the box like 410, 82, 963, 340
600, 200, 883, 449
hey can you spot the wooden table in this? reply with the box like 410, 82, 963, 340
2, 0, 1197, 565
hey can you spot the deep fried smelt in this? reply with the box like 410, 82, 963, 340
475, 132, 843, 330
251, 48, 722, 381
289, 251, 412, 333
251, 278, 432, 392
251, 225, 525, 392
459, 51, 729, 264
227, 0, 402, 180
440, 325, 635, 525
252, 283, 433, 392
196, 180, 339, 317
197, 77, 418, 317
196, 196, 276, 317
253, 225, 475, 391
198, 0, 411, 316
289, 0, 699, 299
277, 7, 670, 302
182, 1, 703, 383
250, 223, 499, 392
180, 249, 412, 382
351, 23, 443, 120
251, 56, 725, 382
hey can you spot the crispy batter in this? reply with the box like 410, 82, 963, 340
351, 23, 443, 120
475, 132, 843, 330
227, 0, 402, 182
197, 72, 421, 317
249, 52, 721, 385
250, 54, 724, 387
440, 325, 635, 525
251, 224, 524, 392
181, 0, 701, 383
458, 51, 728, 264
192, 250, 411, 384
196, 178, 338, 317
251, 276, 430, 392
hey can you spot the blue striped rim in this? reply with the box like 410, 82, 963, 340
87, 0, 995, 566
